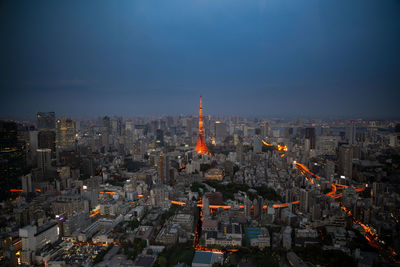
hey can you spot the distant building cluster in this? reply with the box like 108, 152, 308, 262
0, 106, 400, 266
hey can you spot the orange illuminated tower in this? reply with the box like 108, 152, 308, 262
195, 96, 210, 155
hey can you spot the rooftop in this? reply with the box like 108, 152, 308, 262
192, 251, 213, 265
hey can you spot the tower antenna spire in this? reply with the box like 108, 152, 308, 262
195, 95, 210, 155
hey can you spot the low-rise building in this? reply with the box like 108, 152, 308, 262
294, 228, 319, 247
171, 213, 194, 232
192, 251, 223, 267
155, 223, 179, 245
249, 227, 270, 249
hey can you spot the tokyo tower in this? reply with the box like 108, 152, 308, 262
195, 96, 210, 155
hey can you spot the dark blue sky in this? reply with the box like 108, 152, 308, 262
1, 0, 399, 119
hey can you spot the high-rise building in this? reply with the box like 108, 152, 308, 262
37, 112, 55, 131
346, 122, 356, 145
156, 129, 164, 147
56, 118, 75, 151
195, 96, 210, 155
0, 121, 26, 198
35, 111, 55, 167
297, 127, 305, 138
372, 182, 385, 206
316, 136, 337, 156
125, 120, 134, 132
28, 130, 38, 165
186, 117, 194, 138
325, 160, 335, 181
389, 134, 399, 147
253, 136, 262, 153
111, 117, 122, 136
21, 173, 32, 194
253, 197, 263, 219
305, 127, 316, 150
214, 121, 227, 142
339, 145, 353, 179
236, 143, 244, 164
37, 148, 52, 177
202, 196, 210, 218
19, 221, 58, 265
102, 116, 111, 151
38, 131, 56, 155
158, 152, 170, 184
300, 189, 311, 213
312, 204, 321, 221
244, 196, 251, 218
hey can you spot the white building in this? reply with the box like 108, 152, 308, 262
250, 227, 270, 249
19, 221, 58, 265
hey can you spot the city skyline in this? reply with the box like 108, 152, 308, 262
1, 1, 400, 265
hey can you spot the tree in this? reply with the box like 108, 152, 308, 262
147, 248, 153, 255
200, 163, 211, 173
130, 218, 140, 229
157, 256, 167, 267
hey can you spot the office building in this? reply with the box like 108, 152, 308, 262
37, 112, 55, 131
214, 121, 227, 141
37, 148, 52, 177
253, 136, 262, 153
156, 129, 164, 147
300, 189, 311, 213
202, 196, 210, 219
111, 117, 122, 136
19, 221, 58, 265
346, 122, 356, 145
56, 118, 75, 151
305, 127, 316, 150
0, 121, 26, 186
28, 130, 38, 163
325, 160, 335, 180
21, 173, 33, 194
158, 152, 170, 184
38, 131, 56, 154
102, 116, 110, 151
339, 145, 353, 179
261, 122, 271, 138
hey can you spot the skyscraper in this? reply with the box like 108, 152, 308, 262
158, 152, 170, 184
202, 196, 210, 219
305, 127, 316, 150
0, 121, 26, 200
339, 145, 353, 179
214, 121, 227, 142
38, 131, 56, 153
195, 96, 210, 155
37, 148, 52, 178
244, 196, 251, 218
37, 112, 55, 131
21, 173, 32, 194
300, 189, 311, 213
102, 116, 110, 151
325, 160, 335, 181
37, 112, 56, 158
346, 122, 356, 145
56, 118, 75, 151
253, 136, 262, 153
111, 117, 122, 136
155, 129, 164, 147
